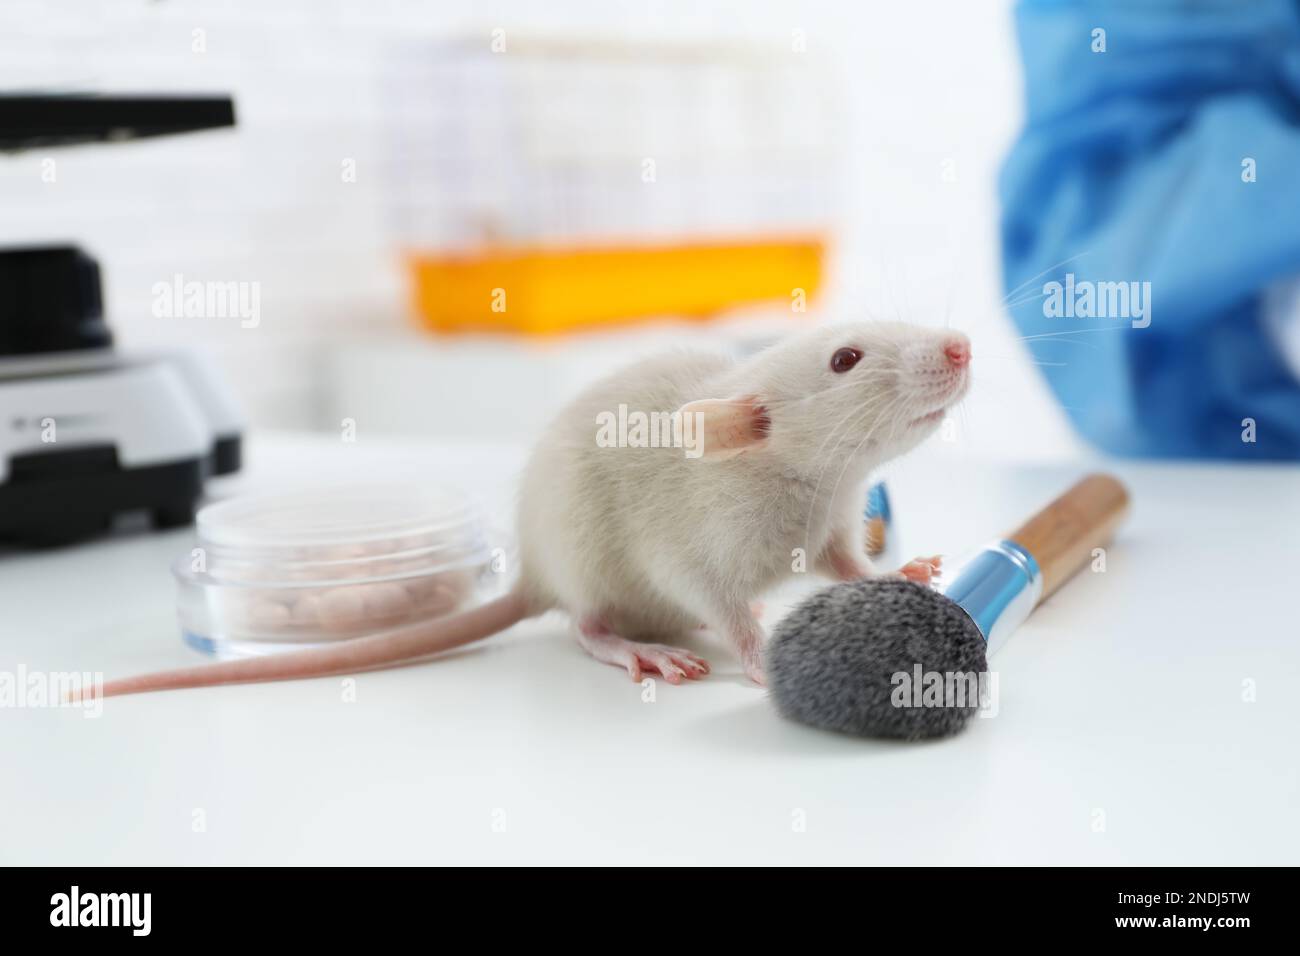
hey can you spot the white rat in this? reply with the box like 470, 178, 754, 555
90, 321, 970, 698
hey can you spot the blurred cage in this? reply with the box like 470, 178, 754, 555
380, 36, 841, 335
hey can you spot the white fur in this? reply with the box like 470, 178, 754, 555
517, 321, 971, 667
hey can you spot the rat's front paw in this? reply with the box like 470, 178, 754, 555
897, 554, 943, 585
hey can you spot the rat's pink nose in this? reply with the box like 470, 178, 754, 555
943, 337, 970, 368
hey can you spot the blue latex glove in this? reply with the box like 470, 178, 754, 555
1000, 0, 1300, 458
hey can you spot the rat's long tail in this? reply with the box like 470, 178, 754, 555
84, 590, 533, 700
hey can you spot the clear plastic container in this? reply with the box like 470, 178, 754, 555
174, 482, 499, 658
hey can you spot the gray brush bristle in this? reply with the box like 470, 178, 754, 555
766, 578, 987, 740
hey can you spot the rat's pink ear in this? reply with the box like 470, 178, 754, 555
674, 396, 770, 460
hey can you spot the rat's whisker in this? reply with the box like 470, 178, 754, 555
800, 389, 909, 549
998, 249, 1093, 307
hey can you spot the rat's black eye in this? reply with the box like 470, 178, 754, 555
830, 347, 862, 373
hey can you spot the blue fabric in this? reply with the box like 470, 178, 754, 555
1000, 0, 1300, 458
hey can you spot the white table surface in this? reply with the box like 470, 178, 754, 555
2, 432, 1298, 865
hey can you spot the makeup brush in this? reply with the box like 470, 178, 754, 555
864, 481, 891, 556
766, 474, 1129, 739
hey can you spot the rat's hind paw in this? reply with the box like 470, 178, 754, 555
897, 554, 943, 585
632, 644, 711, 684
577, 621, 710, 685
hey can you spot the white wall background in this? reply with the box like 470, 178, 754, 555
0, 0, 1082, 461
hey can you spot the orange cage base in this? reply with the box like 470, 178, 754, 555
407, 235, 826, 336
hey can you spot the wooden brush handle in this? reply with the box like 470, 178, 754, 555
1005, 473, 1130, 602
